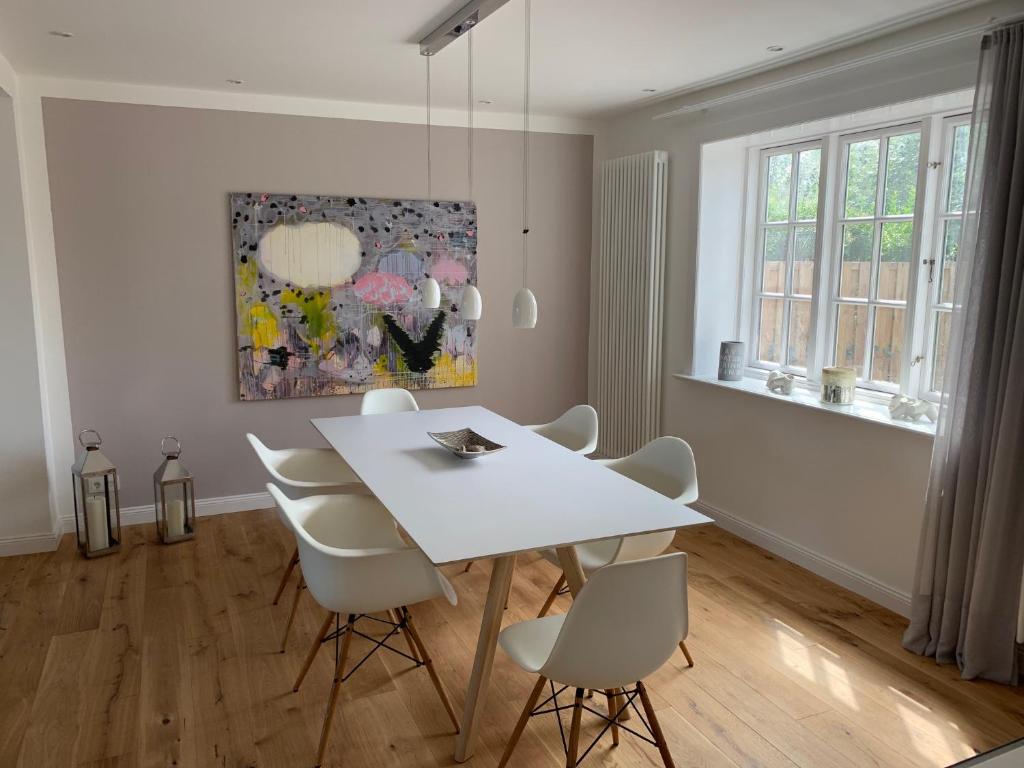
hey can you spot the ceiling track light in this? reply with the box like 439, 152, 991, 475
419, 0, 514, 56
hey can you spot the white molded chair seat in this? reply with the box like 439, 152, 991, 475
497, 554, 688, 767
526, 404, 598, 455
268, 483, 459, 767
247, 433, 361, 489
360, 387, 420, 415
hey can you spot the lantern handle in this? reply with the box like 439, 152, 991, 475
78, 428, 102, 448
161, 436, 182, 458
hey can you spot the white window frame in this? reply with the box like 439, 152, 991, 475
824, 120, 927, 396
920, 114, 972, 402
738, 102, 971, 403
748, 140, 825, 375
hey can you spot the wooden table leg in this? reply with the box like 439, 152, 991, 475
454, 555, 515, 763
555, 546, 585, 597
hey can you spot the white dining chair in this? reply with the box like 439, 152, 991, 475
360, 387, 420, 415
526, 404, 599, 455
497, 553, 688, 768
247, 433, 367, 650
268, 483, 460, 768
536, 436, 698, 666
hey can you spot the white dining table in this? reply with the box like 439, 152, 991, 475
312, 405, 711, 762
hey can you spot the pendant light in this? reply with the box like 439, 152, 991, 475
420, 53, 442, 310
460, 28, 483, 321
512, 0, 537, 329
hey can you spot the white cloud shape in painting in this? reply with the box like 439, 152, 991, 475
258, 221, 361, 288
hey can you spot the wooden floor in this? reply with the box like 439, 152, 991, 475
1, 510, 1023, 768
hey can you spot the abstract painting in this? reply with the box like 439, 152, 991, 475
231, 192, 478, 400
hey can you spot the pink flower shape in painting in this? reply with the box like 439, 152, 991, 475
353, 272, 413, 307
432, 258, 468, 286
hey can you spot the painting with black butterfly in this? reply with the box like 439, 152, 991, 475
231, 192, 478, 400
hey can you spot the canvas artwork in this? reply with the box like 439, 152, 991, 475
231, 192, 478, 400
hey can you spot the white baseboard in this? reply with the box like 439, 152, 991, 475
691, 500, 912, 617
59, 490, 273, 535
0, 530, 63, 556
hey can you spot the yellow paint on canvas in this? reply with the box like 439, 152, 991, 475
430, 353, 477, 388
246, 304, 280, 349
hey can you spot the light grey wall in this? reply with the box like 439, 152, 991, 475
593, 6, 1004, 603
0, 90, 51, 539
43, 99, 593, 507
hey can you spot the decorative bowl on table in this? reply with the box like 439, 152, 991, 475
427, 428, 506, 459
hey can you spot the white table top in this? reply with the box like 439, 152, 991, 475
312, 406, 711, 565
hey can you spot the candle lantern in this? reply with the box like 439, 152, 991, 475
153, 436, 196, 544
71, 428, 122, 557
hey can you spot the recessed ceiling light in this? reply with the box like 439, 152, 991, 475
767, 45, 784, 52
642, 88, 657, 93
226, 78, 245, 86
478, 99, 492, 104
48, 30, 74, 38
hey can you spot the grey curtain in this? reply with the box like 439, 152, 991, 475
903, 22, 1024, 684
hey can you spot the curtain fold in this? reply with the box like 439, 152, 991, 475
903, 21, 1024, 685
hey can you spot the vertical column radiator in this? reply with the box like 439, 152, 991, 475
590, 150, 668, 458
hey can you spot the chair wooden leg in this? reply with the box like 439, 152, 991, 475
272, 547, 299, 605
497, 676, 547, 768
294, 611, 334, 692
566, 688, 584, 768
603, 690, 620, 746
463, 560, 474, 573
636, 681, 675, 768
538, 573, 566, 618
315, 614, 355, 768
280, 574, 305, 652
402, 607, 460, 733
679, 641, 694, 668
389, 608, 421, 662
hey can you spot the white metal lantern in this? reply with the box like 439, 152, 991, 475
71, 428, 121, 558
153, 436, 196, 544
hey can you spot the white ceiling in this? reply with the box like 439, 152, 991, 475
0, 0, 976, 119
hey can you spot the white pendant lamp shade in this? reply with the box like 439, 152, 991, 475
512, 287, 537, 329
461, 284, 482, 320
421, 277, 441, 309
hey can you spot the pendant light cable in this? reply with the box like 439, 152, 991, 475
426, 55, 432, 200
521, 0, 531, 288
467, 28, 474, 202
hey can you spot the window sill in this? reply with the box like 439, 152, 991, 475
673, 374, 936, 437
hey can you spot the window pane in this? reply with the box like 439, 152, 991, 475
947, 124, 970, 214
792, 225, 815, 296
765, 154, 792, 223
758, 298, 785, 363
761, 228, 788, 292
870, 306, 905, 384
839, 223, 873, 299
844, 139, 880, 218
795, 148, 821, 221
787, 300, 811, 368
882, 132, 920, 216
932, 310, 952, 392
939, 219, 961, 304
877, 221, 913, 301
835, 303, 868, 374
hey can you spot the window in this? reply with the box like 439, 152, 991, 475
922, 118, 971, 395
830, 126, 920, 391
743, 108, 970, 402
752, 144, 821, 371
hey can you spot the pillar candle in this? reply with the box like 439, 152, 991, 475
85, 497, 109, 551
167, 499, 186, 538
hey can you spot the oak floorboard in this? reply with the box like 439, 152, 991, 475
0, 511, 1019, 768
